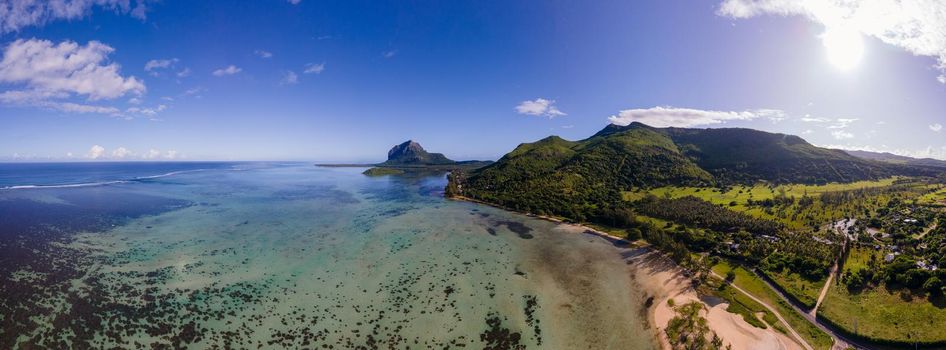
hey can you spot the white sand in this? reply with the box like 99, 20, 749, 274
453, 198, 807, 350
628, 250, 802, 350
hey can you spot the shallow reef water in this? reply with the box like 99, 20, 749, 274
0, 163, 656, 349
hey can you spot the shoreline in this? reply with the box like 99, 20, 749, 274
449, 195, 804, 350
447, 196, 671, 347
444, 196, 669, 346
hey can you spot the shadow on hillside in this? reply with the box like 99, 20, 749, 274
929, 293, 946, 308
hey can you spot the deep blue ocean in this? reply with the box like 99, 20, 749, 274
0, 162, 252, 189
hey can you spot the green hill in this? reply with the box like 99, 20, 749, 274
454, 125, 712, 219
450, 122, 930, 219
658, 125, 894, 184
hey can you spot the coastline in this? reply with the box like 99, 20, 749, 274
449, 195, 804, 350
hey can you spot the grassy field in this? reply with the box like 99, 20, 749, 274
700, 276, 773, 330
842, 247, 878, 274
711, 261, 835, 350
642, 178, 898, 206
763, 269, 825, 309
818, 281, 946, 345
917, 185, 946, 206
814, 246, 946, 345
623, 178, 904, 230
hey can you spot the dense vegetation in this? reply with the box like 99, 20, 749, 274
454, 123, 936, 223
594, 123, 933, 185
362, 167, 404, 176
447, 122, 946, 348
635, 195, 781, 236
665, 300, 729, 350
455, 129, 712, 221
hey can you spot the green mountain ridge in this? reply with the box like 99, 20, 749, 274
449, 122, 939, 218
844, 149, 946, 168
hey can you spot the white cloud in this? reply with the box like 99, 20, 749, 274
304, 62, 325, 74
607, 106, 770, 127
80, 146, 180, 160
801, 115, 830, 123
763, 109, 788, 122
831, 130, 855, 140
53, 102, 121, 114
931, 123, 943, 132
144, 58, 178, 72
718, 0, 946, 83
383, 50, 397, 58
126, 104, 165, 116
515, 98, 566, 118
111, 147, 133, 158
183, 86, 204, 96
176, 67, 191, 78
212, 65, 241, 76
828, 118, 859, 129
281, 70, 298, 85
0, 39, 145, 107
288, 0, 301, 4
87, 145, 105, 159
254, 50, 273, 59
128, 97, 142, 105
0, 89, 122, 115
802, 129, 814, 134
144, 149, 160, 159
0, 0, 151, 33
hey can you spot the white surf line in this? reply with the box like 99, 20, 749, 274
0, 166, 235, 191
0, 180, 128, 190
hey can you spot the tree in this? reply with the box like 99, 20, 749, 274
665, 301, 728, 350
924, 276, 943, 294
725, 270, 736, 283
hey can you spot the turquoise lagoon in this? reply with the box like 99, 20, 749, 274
0, 163, 657, 349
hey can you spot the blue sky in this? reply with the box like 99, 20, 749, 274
1, 0, 944, 162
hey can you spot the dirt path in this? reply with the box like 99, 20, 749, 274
916, 222, 938, 240
709, 271, 814, 350
810, 263, 837, 317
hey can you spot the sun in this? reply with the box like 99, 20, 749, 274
822, 26, 864, 71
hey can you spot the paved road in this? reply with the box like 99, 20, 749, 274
710, 271, 814, 350
749, 269, 891, 350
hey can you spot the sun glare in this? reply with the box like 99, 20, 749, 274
822, 26, 863, 71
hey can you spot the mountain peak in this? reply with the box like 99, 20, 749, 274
383, 140, 454, 165
591, 122, 652, 138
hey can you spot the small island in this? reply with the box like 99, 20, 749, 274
319, 140, 491, 176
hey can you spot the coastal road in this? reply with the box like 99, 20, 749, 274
709, 271, 814, 350
750, 269, 887, 350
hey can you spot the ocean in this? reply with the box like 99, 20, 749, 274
0, 162, 656, 349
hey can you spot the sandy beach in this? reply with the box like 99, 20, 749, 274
451, 195, 804, 350
628, 250, 802, 350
